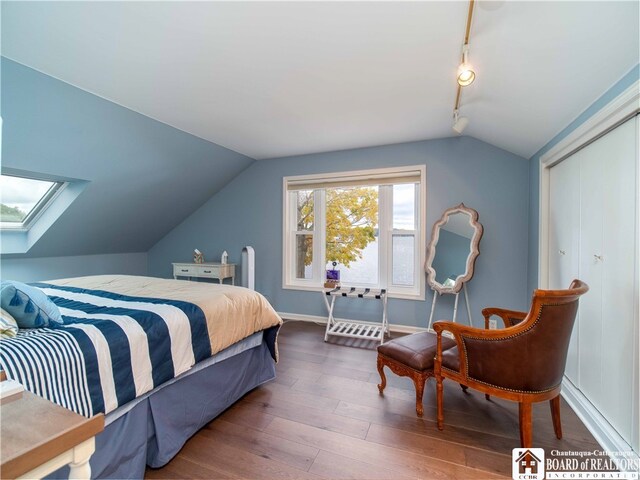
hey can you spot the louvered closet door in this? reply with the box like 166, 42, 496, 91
548, 154, 580, 383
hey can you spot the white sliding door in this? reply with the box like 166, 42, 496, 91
548, 115, 638, 451
577, 130, 605, 411
548, 154, 580, 382
598, 118, 636, 445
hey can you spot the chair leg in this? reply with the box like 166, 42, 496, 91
376, 356, 387, 394
550, 395, 563, 439
436, 376, 444, 430
412, 373, 428, 417
485, 394, 490, 401
519, 402, 533, 448
460, 384, 468, 393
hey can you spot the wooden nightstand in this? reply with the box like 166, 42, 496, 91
172, 262, 236, 285
0, 387, 104, 480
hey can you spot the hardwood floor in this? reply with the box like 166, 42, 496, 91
146, 321, 601, 479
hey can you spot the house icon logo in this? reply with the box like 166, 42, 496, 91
512, 448, 545, 480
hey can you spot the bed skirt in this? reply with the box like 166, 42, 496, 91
47, 340, 276, 479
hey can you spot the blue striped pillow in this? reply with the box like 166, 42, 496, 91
0, 281, 62, 328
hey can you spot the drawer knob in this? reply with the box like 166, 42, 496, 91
181, 269, 189, 272
559, 250, 566, 255
204, 270, 212, 273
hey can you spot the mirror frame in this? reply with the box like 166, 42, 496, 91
425, 203, 483, 294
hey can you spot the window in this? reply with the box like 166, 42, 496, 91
0, 173, 65, 229
283, 166, 425, 299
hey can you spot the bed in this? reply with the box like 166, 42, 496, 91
0, 275, 282, 479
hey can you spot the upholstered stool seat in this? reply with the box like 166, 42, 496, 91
377, 332, 455, 416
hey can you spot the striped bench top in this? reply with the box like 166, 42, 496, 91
324, 287, 386, 299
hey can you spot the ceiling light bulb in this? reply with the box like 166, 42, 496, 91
457, 63, 476, 86
457, 45, 476, 87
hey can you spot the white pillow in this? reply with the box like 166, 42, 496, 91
0, 307, 19, 338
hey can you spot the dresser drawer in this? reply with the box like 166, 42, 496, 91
173, 264, 198, 276
196, 265, 219, 278
172, 262, 235, 284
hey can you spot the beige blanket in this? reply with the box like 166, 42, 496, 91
48, 275, 282, 356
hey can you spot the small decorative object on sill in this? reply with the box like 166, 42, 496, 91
221, 251, 228, 264
325, 262, 340, 289
193, 249, 204, 264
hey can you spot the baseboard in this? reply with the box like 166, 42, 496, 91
561, 377, 639, 472
277, 311, 427, 334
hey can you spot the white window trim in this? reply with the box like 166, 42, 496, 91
282, 165, 426, 300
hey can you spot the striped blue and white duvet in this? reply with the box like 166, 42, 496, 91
0, 283, 212, 417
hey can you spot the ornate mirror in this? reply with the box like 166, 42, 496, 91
425, 203, 483, 295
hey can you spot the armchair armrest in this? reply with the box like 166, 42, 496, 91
432, 321, 499, 376
432, 318, 532, 383
482, 307, 527, 329
433, 319, 510, 352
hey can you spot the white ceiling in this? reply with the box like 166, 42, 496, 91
2, 1, 638, 160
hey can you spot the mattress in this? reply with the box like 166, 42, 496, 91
0, 275, 282, 417
46, 274, 282, 356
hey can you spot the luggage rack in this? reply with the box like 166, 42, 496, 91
322, 287, 388, 345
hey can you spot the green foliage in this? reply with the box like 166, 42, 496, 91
296, 188, 378, 275
325, 187, 378, 267
0, 203, 26, 222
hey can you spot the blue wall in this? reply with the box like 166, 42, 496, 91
149, 136, 530, 328
0, 57, 255, 259
0, 252, 147, 283
526, 64, 640, 294
1, 57, 256, 280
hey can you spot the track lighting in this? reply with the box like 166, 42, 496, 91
457, 44, 475, 87
451, 0, 476, 135
452, 110, 469, 134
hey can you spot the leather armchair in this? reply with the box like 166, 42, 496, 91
433, 280, 588, 447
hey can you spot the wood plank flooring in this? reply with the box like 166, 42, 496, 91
146, 321, 601, 479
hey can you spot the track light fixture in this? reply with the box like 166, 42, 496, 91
452, 110, 469, 135
457, 44, 475, 87
451, 0, 476, 135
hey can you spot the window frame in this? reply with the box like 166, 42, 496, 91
0, 173, 67, 231
282, 165, 426, 300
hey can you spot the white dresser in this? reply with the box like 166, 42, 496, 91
172, 262, 236, 285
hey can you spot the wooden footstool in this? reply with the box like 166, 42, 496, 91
377, 332, 456, 417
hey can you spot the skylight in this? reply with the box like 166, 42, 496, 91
0, 174, 64, 228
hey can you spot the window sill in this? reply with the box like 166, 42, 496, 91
282, 282, 425, 301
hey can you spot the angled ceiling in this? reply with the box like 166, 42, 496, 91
2, 1, 637, 160
1, 58, 254, 258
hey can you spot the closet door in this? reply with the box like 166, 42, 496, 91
548, 154, 580, 382
578, 117, 637, 446
598, 118, 636, 445
578, 133, 605, 410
